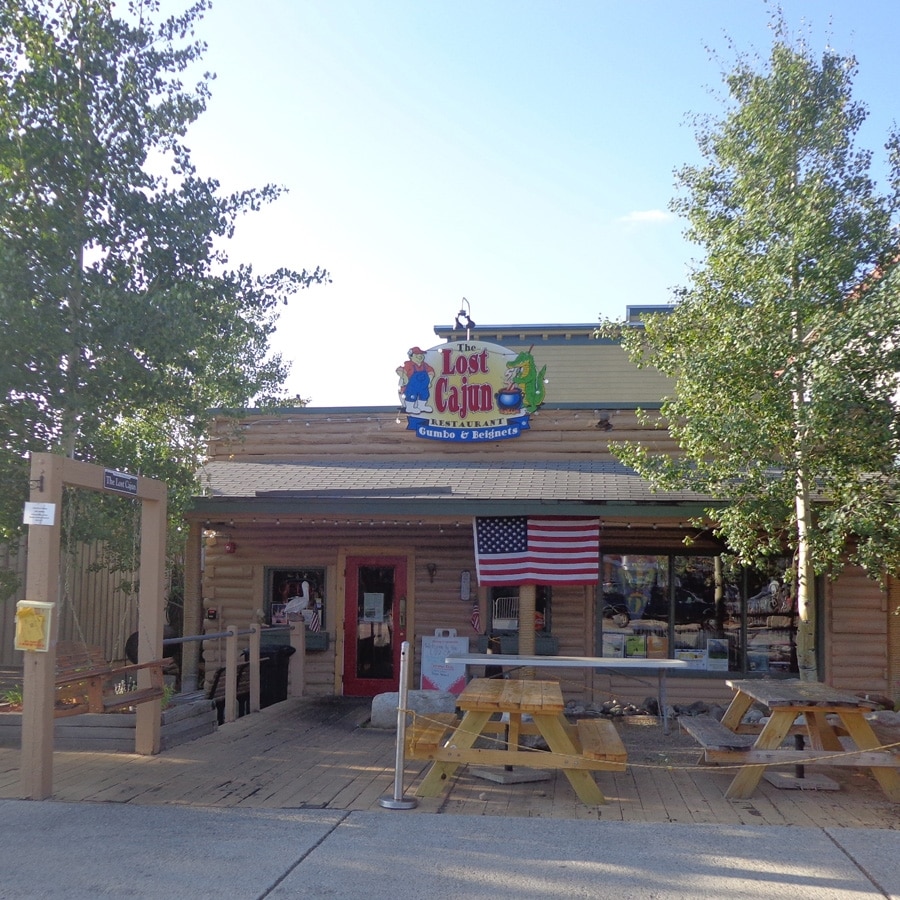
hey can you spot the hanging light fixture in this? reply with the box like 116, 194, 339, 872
454, 297, 476, 339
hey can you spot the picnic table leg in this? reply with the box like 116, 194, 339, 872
659, 670, 670, 734
724, 710, 794, 799
804, 710, 842, 751
534, 714, 606, 806
838, 713, 900, 802
720, 690, 754, 731
416, 710, 492, 797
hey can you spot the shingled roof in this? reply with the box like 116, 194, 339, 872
191, 458, 714, 518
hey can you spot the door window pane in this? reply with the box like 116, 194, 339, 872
355, 566, 395, 679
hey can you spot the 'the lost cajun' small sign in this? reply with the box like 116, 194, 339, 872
103, 468, 138, 496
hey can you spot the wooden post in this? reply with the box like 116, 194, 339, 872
20, 454, 63, 800
518, 584, 537, 679
135, 479, 166, 755
181, 521, 203, 693
288, 622, 306, 697
248, 625, 261, 713
224, 626, 238, 723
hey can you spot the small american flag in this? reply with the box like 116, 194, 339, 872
307, 606, 321, 633
470, 601, 482, 634
473, 516, 600, 586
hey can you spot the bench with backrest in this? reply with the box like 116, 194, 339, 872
54, 641, 173, 718
206, 660, 255, 724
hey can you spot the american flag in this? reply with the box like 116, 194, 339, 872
473, 516, 600, 585
470, 601, 482, 634
307, 606, 321, 633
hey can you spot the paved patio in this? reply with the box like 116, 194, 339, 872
0, 696, 896, 827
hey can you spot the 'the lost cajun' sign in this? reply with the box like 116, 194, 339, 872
395, 341, 546, 442
103, 468, 138, 496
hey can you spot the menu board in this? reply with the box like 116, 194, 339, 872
420, 633, 469, 694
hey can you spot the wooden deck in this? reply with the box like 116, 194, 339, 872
0, 697, 896, 827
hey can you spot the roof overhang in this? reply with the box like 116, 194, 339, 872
187, 459, 718, 521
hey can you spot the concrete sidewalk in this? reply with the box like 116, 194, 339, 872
1, 799, 898, 899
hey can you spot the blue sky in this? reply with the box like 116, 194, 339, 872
162, 1, 900, 407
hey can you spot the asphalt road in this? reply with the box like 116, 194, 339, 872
2, 800, 898, 899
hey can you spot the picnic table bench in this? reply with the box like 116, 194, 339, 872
412, 679, 627, 805
681, 679, 900, 801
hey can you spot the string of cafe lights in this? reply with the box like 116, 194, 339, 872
204, 517, 706, 531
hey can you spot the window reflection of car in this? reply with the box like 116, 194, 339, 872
601, 591, 630, 627
642, 586, 716, 628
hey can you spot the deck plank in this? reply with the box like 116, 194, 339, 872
0, 698, 896, 826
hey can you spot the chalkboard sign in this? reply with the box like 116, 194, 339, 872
420, 631, 469, 694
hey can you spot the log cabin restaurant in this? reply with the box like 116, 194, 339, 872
183, 309, 900, 708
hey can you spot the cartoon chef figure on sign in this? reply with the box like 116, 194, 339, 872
396, 346, 435, 414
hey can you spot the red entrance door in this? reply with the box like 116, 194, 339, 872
343, 556, 408, 697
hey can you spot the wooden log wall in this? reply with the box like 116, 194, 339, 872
206, 407, 679, 463
203, 519, 898, 708
202, 524, 483, 695
890, 576, 900, 701
826, 564, 890, 694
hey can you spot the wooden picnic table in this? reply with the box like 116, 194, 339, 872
713, 679, 900, 801
446, 653, 688, 732
412, 677, 627, 805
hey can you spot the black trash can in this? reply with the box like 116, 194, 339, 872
258, 644, 296, 708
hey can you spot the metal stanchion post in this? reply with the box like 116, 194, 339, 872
379, 641, 417, 809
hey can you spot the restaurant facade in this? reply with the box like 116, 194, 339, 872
183, 312, 900, 708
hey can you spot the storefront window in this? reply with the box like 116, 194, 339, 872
268, 568, 326, 630
599, 553, 797, 675
489, 586, 551, 634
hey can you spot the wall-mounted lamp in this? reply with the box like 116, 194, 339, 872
426, 563, 438, 583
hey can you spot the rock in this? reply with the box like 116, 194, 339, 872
743, 707, 765, 724
370, 689, 457, 729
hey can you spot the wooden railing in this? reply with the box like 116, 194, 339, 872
164, 622, 307, 724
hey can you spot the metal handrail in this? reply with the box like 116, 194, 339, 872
164, 625, 260, 645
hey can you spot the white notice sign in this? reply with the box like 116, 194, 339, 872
23, 502, 56, 526
420, 634, 469, 694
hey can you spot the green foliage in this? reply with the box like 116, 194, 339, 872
2, 685, 23, 706
0, 1, 327, 580
605, 13, 900, 588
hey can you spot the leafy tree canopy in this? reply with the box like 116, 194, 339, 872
599, 12, 900, 673
0, 0, 328, 575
